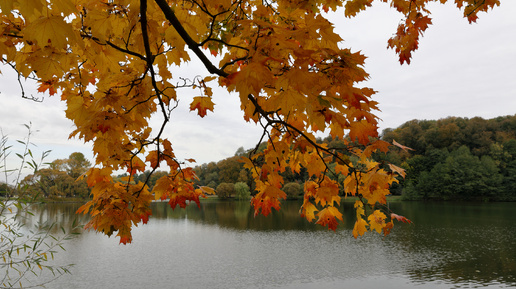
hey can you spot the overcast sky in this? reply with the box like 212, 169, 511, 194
1, 1, 515, 179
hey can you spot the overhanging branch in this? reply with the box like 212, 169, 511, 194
153, 0, 228, 77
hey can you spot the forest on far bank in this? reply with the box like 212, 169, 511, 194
183, 114, 516, 202
3, 115, 515, 202
380, 115, 516, 201
0, 152, 92, 200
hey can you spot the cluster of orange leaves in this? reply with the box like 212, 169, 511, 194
0, 0, 499, 243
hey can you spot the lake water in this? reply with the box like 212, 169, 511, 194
22, 200, 516, 289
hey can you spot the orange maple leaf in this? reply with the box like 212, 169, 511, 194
97, 124, 110, 134
146, 150, 160, 168
383, 221, 394, 236
37, 81, 58, 95
388, 14, 433, 64
189, 96, 215, 117
391, 213, 413, 224
140, 211, 152, 224
315, 206, 343, 231
220, 71, 240, 87
119, 236, 131, 245
344, 0, 373, 17
251, 195, 281, 217
169, 194, 189, 209
349, 119, 378, 145
393, 139, 414, 152
168, 187, 204, 210
127, 157, 146, 175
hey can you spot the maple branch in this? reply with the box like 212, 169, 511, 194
154, 0, 228, 77
191, 1, 249, 51
133, 0, 179, 198
246, 93, 350, 183
247, 94, 350, 168
2, 59, 42, 102
220, 56, 249, 71
106, 40, 147, 60
79, 8, 146, 60
80, 33, 147, 61
201, 37, 250, 52
141, 0, 170, 124
279, 120, 341, 180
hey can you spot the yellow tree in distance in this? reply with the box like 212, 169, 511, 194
0, 0, 500, 243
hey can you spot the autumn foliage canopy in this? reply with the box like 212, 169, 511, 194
0, 0, 499, 243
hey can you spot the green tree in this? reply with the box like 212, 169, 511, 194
500, 139, 516, 200
381, 115, 516, 201
0, 182, 9, 197
234, 182, 251, 200
237, 168, 250, 185
67, 152, 92, 179
204, 171, 220, 189
49, 158, 68, 172
22, 155, 91, 199
406, 146, 502, 201
22, 168, 71, 198
234, 147, 246, 157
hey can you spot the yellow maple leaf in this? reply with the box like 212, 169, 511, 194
267, 172, 284, 188
305, 152, 326, 177
388, 163, 406, 178
354, 200, 365, 216
127, 157, 146, 175
85, 168, 112, 187
300, 202, 318, 223
24, 15, 76, 49
335, 164, 349, 176
51, 0, 78, 16
353, 218, 368, 238
368, 210, 387, 234
199, 186, 216, 195
314, 178, 341, 207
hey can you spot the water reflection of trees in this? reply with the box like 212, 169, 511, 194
25, 201, 516, 288
388, 202, 516, 287
20, 203, 88, 234
151, 200, 357, 231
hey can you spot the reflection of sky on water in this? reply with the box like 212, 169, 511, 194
26, 201, 516, 289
